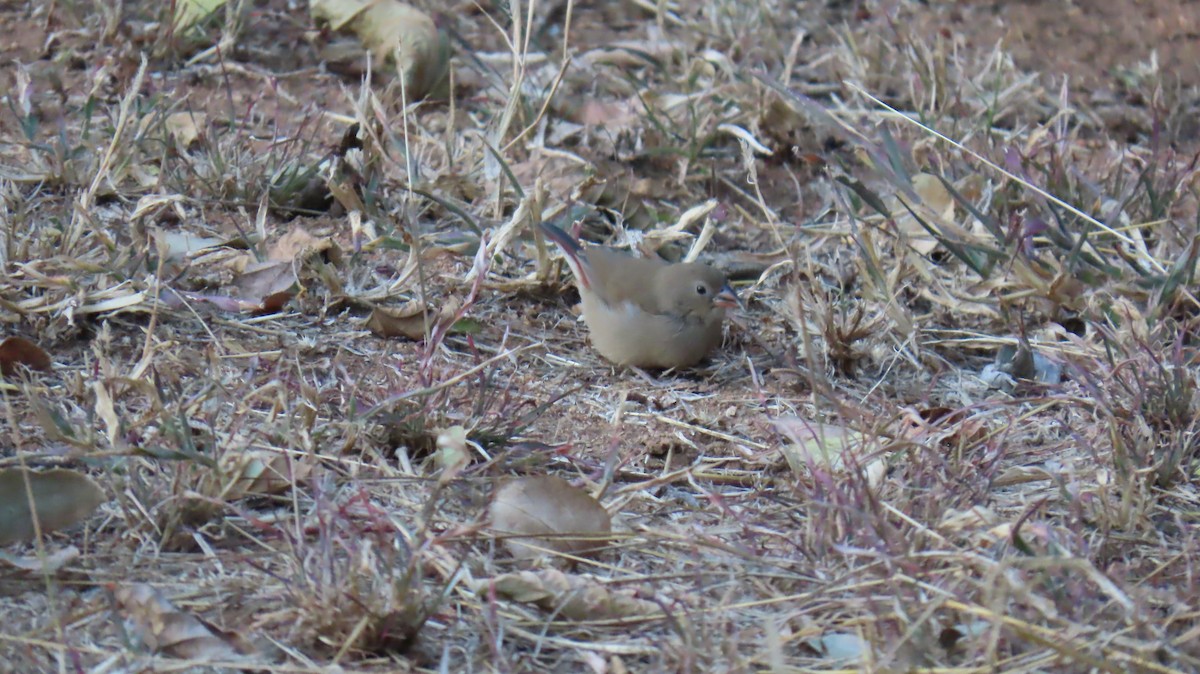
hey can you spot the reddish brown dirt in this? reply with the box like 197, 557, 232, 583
946, 0, 1200, 90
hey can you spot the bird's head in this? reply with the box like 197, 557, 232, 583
656, 263, 742, 320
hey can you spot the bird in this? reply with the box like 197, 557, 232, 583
539, 221, 741, 369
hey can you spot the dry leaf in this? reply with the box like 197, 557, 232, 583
311, 0, 450, 99
114, 583, 256, 661
160, 289, 244, 313
810, 632, 867, 663
577, 40, 682, 69
912, 172, 954, 217
235, 260, 297, 313
0, 468, 105, 545
772, 417, 887, 487
268, 226, 338, 263
173, 0, 227, 32
163, 111, 206, 149
237, 452, 311, 496
0, 545, 80, 572
893, 172, 956, 255
570, 97, 645, 129
434, 425, 471, 477
994, 465, 1053, 487
0, 336, 52, 376
217, 450, 311, 500
365, 298, 456, 340
490, 476, 611, 561
938, 506, 999, 534
154, 230, 223, 262
92, 381, 121, 448
772, 417, 863, 470
757, 97, 809, 151
482, 569, 661, 621
895, 407, 988, 450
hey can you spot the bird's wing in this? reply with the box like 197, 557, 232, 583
583, 247, 668, 313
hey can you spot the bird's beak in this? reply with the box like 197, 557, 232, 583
713, 284, 743, 310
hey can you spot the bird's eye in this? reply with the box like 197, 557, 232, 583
695, 284, 708, 295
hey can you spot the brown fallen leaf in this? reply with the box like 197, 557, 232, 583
366, 304, 431, 340
216, 450, 313, 500
757, 97, 810, 154
489, 476, 611, 561
235, 260, 297, 313
938, 506, 999, 536
772, 417, 887, 487
809, 632, 868, 664
0, 468, 106, 545
159, 289, 245, 313
0, 545, 80, 572
311, 0, 451, 99
0, 336, 52, 376
433, 425, 471, 479
893, 172, 955, 255
154, 230, 223, 262
365, 298, 458, 340
163, 111, 207, 149
568, 97, 645, 129
173, 0, 228, 33
268, 226, 340, 264
772, 417, 864, 470
483, 569, 661, 621
895, 406, 987, 450
114, 583, 258, 661
577, 40, 682, 69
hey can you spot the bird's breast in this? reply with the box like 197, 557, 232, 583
577, 291, 724, 368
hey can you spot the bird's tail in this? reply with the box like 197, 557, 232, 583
538, 221, 591, 290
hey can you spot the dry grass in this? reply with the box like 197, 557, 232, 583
2, 0, 1200, 671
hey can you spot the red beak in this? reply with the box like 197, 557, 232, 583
713, 284, 743, 310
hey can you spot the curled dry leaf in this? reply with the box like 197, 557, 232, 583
566, 97, 645, 129
480, 569, 661, 621
114, 583, 257, 661
0, 545, 80, 572
0, 336, 52, 376
0, 468, 105, 545
154, 230, 223, 262
772, 417, 862, 470
893, 172, 955, 255
938, 505, 999, 535
896, 406, 988, 450
757, 97, 809, 153
216, 450, 312, 500
508, 156, 663, 231
163, 111, 207, 149
186, 227, 335, 314
159, 289, 244, 313
993, 465, 1053, 488
311, 0, 450, 100
772, 417, 886, 487
577, 40, 683, 69
810, 632, 867, 664
235, 260, 297, 313
268, 226, 340, 264
489, 476, 611, 561
366, 297, 458, 340
434, 425, 471, 477
173, 0, 228, 32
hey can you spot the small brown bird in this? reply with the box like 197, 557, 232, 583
540, 221, 740, 369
